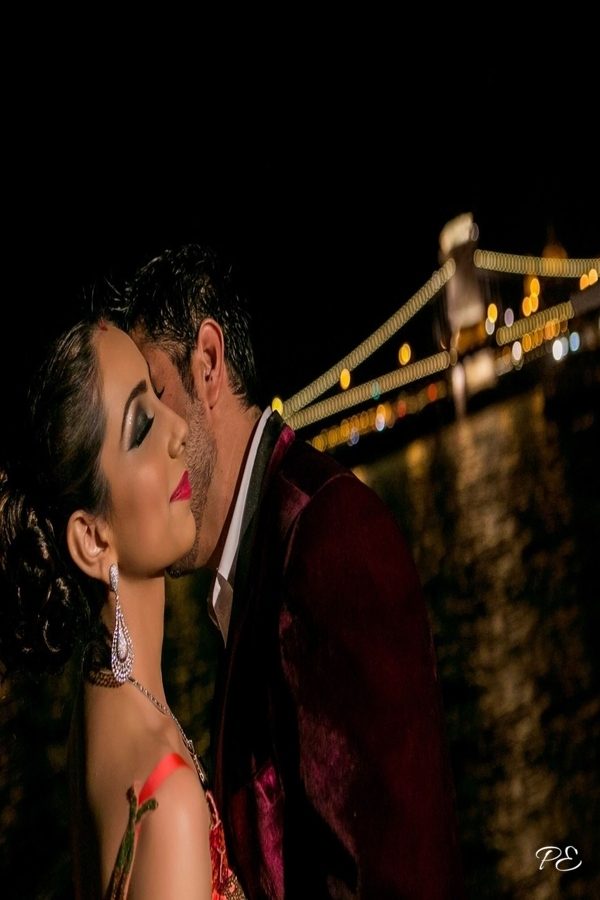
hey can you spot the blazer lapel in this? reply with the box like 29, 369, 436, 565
228, 411, 287, 638
212, 411, 289, 801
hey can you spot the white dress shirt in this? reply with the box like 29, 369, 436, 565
209, 407, 271, 644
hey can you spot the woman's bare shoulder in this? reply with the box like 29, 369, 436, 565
82, 688, 180, 855
128, 762, 212, 899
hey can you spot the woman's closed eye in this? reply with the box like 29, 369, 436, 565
130, 410, 154, 449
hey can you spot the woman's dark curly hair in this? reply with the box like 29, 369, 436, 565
0, 317, 112, 680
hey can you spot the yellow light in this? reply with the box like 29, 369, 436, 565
398, 343, 412, 366
487, 303, 498, 323
522, 296, 532, 317
530, 294, 539, 312
589, 268, 598, 285
272, 396, 284, 415
339, 368, 351, 390
580, 273, 589, 291
313, 434, 326, 452
530, 277, 540, 297
522, 333, 532, 353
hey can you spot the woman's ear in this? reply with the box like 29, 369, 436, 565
191, 318, 225, 407
66, 510, 111, 582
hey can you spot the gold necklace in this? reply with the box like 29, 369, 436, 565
127, 676, 208, 788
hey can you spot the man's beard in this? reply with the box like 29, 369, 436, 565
168, 401, 217, 577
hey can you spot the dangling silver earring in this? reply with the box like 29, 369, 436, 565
109, 562, 134, 683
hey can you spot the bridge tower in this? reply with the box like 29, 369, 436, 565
438, 212, 497, 416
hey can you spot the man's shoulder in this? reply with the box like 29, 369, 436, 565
256, 413, 398, 533
265, 424, 388, 529
264, 427, 419, 586
275, 427, 355, 495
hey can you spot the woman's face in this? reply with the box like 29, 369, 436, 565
96, 324, 196, 578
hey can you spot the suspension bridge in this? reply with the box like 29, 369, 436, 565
276, 214, 599, 453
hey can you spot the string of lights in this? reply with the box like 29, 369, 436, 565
286, 352, 451, 431
496, 301, 574, 345
474, 250, 599, 277
281, 248, 599, 436
282, 259, 456, 418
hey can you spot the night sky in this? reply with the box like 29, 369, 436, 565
6, 31, 598, 407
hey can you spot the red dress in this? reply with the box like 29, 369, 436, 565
104, 752, 245, 899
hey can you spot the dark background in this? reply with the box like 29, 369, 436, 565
4, 27, 598, 415
2, 19, 599, 898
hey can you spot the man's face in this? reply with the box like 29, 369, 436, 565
131, 334, 217, 572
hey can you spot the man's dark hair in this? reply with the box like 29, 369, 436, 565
114, 243, 260, 407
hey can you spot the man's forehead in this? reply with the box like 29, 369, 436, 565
135, 341, 171, 369
141, 344, 187, 397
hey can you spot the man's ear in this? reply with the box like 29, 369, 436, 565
191, 318, 225, 407
66, 510, 111, 583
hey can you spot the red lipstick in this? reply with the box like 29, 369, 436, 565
170, 470, 192, 502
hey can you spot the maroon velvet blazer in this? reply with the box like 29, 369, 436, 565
212, 413, 464, 899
